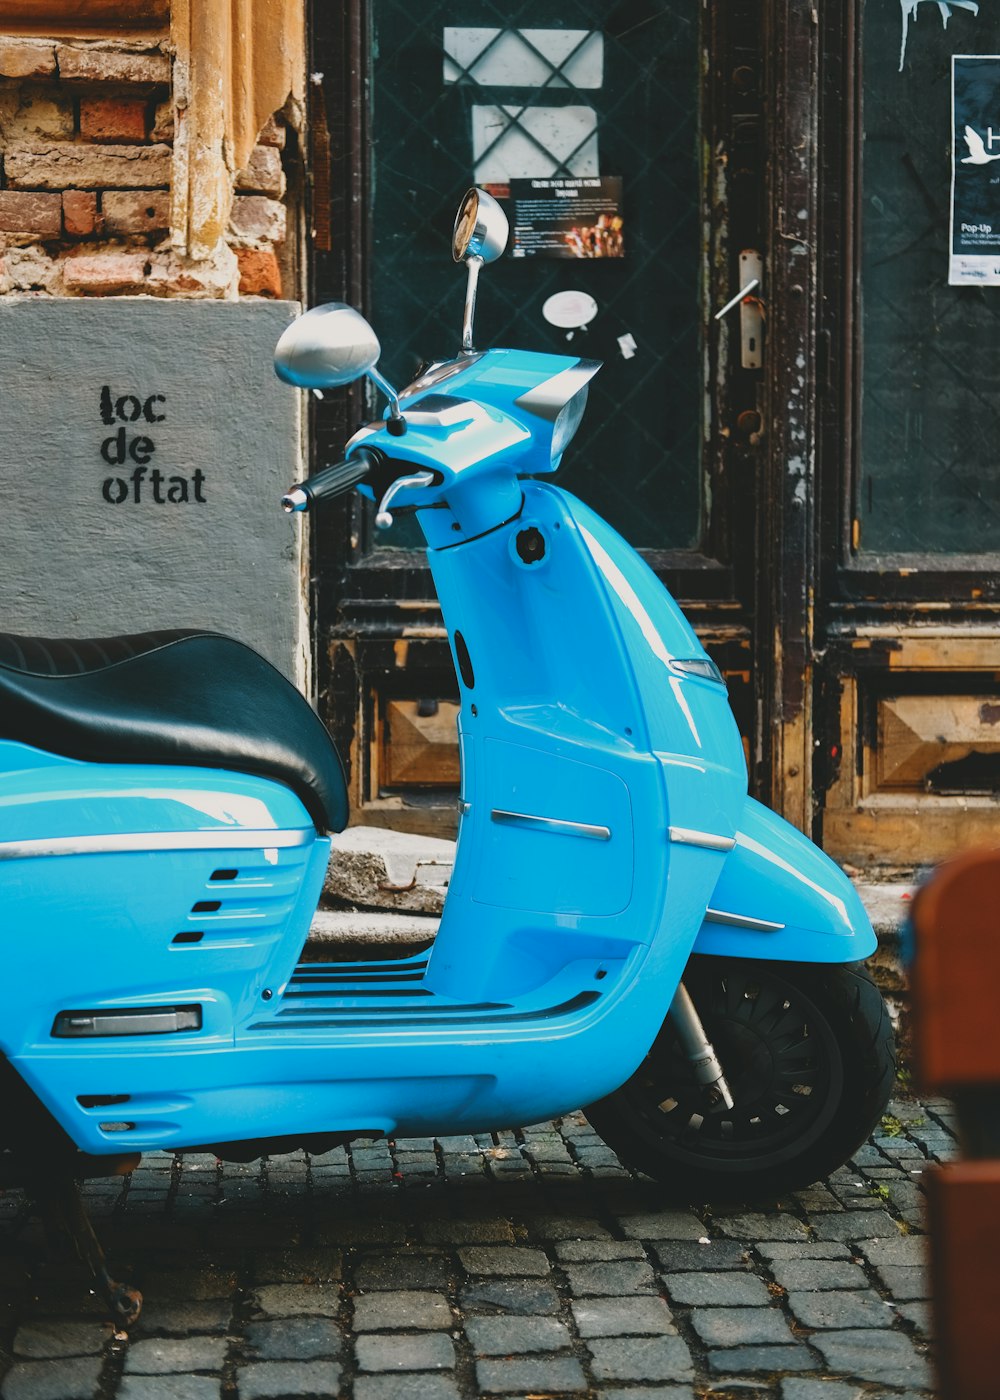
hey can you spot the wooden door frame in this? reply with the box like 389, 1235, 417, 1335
756, 0, 822, 833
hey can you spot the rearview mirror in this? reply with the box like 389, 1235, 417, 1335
452, 188, 509, 353
274, 302, 405, 430
274, 303, 381, 390
452, 187, 509, 265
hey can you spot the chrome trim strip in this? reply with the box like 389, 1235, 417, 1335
491, 809, 611, 842
668, 826, 737, 853
513, 360, 603, 422
704, 907, 785, 933
0, 829, 314, 861
399, 395, 478, 427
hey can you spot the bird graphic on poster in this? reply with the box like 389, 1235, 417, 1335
961, 125, 1000, 164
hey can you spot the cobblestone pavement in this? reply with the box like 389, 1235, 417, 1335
0, 1095, 953, 1400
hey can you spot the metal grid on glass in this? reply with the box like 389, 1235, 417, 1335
859, 4, 1000, 555
370, 0, 701, 549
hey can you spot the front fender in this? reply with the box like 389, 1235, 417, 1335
691, 797, 876, 963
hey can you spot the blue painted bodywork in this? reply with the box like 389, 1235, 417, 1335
0, 344, 876, 1158
692, 797, 877, 961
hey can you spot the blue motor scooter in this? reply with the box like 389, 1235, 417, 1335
0, 189, 893, 1322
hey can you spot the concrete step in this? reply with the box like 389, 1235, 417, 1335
309, 906, 438, 952
323, 825, 452, 915
854, 881, 917, 938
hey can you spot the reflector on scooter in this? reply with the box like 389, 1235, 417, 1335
668, 657, 726, 684
52, 1006, 202, 1038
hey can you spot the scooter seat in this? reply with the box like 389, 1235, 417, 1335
0, 629, 348, 833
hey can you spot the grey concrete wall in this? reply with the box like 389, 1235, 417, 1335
0, 298, 309, 685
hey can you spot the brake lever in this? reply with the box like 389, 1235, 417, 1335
375, 471, 437, 529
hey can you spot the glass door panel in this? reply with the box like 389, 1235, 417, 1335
370, 0, 702, 549
859, 2, 1000, 556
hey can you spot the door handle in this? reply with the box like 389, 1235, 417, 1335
715, 250, 764, 370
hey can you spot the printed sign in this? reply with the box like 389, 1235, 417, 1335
507, 177, 623, 259
950, 55, 1000, 285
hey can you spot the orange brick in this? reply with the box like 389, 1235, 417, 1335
236, 247, 281, 297
63, 251, 149, 295
55, 46, 169, 86
102, 190, 168, 235
0, 191, 62, 237
80, 97, 148, 144
62, 190, 98, 237
0, 39, 56, 79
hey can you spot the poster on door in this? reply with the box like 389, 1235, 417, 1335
950, 55, 1000, 284
507, 177, 624, 258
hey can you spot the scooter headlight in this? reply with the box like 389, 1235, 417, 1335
511, 358, 602, 473
550, 386, 590, 466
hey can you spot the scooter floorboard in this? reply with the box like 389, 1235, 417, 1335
246, 954, 601, 1030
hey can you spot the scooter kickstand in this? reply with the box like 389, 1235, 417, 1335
669, 981, 736, 1111
33, 1172, 142, 1326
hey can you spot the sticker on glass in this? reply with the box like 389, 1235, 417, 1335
542, 290, 599, 330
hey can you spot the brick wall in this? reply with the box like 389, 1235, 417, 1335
0, 35, 296, 299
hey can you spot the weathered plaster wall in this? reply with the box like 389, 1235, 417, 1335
0, 6, 310, 689
0, 298, 309, 683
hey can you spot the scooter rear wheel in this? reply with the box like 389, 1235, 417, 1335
584, 957, 895, 1200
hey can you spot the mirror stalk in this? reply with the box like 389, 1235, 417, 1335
368, 367, 406, 434
461, 256, 484, 353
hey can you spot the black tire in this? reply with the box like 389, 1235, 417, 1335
585, 957, 896, 1200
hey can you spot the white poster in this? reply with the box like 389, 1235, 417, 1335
950, 55, 1000, 284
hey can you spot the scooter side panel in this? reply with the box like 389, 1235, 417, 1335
692, 796, 877, 962
0, 750, 331, 1072
0, 743, 317, 837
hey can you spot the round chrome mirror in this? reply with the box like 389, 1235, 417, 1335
274, 303, 381, 390
452, 187, 509, 265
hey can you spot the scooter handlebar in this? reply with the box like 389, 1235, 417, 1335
281, 448, 377, 513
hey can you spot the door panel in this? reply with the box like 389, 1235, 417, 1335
370, 0, 702, 548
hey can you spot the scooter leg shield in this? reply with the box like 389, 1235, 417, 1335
691, 797, 877, 963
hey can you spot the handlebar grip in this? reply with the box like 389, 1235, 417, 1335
281, 448, 376, 513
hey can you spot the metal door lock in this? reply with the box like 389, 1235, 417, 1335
715, 250, 764, 370
736, 409, 764, 443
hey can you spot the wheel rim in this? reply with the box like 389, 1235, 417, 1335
622, 962, 844, 1176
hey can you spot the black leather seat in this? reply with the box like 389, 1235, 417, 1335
0, 630, 348, 833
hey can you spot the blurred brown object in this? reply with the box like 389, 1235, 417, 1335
911, 848, 1000, 1400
